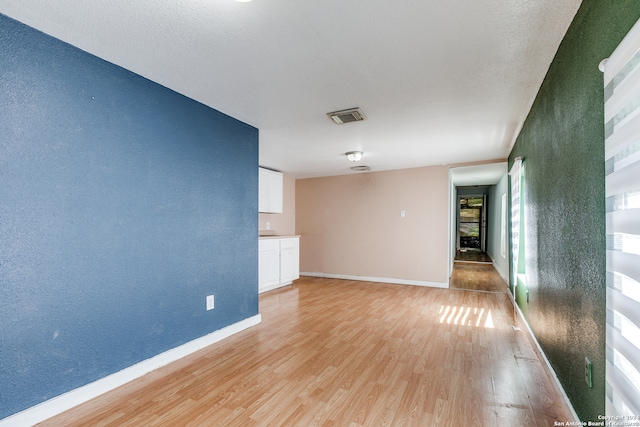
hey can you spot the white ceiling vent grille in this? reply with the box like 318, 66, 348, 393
327, 108, 367, 124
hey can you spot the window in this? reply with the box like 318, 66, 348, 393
603, 19, 640, 416
501, 193, 507, 258
509, 158, 522, 291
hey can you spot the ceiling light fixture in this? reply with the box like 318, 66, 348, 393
346, 151, 363, 162
234, 0, 253, 2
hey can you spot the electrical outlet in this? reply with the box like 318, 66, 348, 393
206, 295, 215, 311
585, 357, 593, 388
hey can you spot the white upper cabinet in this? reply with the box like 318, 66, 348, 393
258, 167, 283, 213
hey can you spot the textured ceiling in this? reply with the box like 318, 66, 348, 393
0, 0, 582, 179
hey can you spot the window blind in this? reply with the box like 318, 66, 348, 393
509, 157, 522, 291
603, 17, 640, 417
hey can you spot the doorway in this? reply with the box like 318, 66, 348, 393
448, 163, 508, 275
456, 194, 491, 263
459, 196, 483, 250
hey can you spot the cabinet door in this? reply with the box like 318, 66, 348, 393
267, 170, 283, 213
258, 239, 280, 291
258, 168, 270, 213
258, 168, 283, 213
279, 238, 299, 284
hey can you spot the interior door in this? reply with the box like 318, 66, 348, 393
459, 196, 483, 250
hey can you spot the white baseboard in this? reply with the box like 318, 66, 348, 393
0, 314, 262, 427
492, 261, 509, 285
258, 281, 292, 294
300, 272, 448, 289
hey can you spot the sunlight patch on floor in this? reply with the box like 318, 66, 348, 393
438, 305, 494, 328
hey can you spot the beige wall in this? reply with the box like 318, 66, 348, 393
259, 174, 296, 235
296, 166, 450, 285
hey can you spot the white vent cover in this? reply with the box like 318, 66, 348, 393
327, 108, 367, 124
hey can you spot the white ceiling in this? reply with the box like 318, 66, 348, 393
0, 0, 581, 180
450, 162, 507, 186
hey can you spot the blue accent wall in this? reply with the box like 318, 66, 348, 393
0, 14, 258, 419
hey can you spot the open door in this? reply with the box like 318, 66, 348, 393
459, 195, 485, 251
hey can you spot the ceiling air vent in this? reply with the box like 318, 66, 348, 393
327, 108, 367, 124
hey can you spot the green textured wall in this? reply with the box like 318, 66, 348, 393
509, 2, 640, 421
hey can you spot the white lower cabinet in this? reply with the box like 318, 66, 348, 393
279, 238, 300, 284
258, 239, 280, 291
258, 237, 299, 293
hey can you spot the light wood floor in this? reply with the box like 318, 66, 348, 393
39, 266, 573, 426
450, 263, 510, 293
454, 249, 492, 264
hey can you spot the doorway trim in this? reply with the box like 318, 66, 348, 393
449, 162, 508, 276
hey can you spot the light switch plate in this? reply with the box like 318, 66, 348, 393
206, 295, 215, 311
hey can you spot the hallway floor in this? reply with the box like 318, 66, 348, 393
450, 262, 510, 293
455, 249, 493, 264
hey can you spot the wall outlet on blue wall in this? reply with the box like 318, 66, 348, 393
206, 295, 215, 311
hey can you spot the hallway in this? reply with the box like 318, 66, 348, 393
454, 249, 493, 264
40, 265, 574, 426
450, 262, 509, 293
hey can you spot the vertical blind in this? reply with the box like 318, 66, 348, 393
603, 18, 640, 417
509, 157, 522, 291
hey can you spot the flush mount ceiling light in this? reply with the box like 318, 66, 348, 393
351, 165, 371, 172
327, 108, 367, 124
234, 0, 253, 2
346, 151, 363, 162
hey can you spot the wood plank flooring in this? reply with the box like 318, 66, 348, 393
454, 250, 492, 264
450, 263, 510, 293
38, 266, 573, 426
